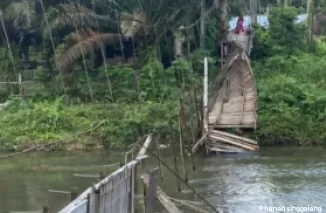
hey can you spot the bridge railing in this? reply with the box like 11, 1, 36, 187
59, 136, 152, 213
59, 156, 148, 213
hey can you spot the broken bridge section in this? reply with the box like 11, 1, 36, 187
207, 41, 258, 153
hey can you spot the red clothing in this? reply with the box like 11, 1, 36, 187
235, 18, 244, 34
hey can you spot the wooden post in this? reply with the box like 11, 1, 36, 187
145, 168, 159, 213
220, 42, 224, 67
142, 179, 147, 212
203, 57, 209, 154
190, 118, 197, 170
18, 73, 22, 96
43, 206, 50, 213
178, 104, 188, 183
86, 193, 91, 213
134, 163, 141, 210
203, 57, 208, 133
99, 172, 105, 180
192, 84, 201, 134
182, 86, 196, 170
155, 136, 164, 186
130, 166, 135, 213
136, 135, 152, 213
142, 173, 182, 213
70, 187, 78, 201
171, 131, 181, 192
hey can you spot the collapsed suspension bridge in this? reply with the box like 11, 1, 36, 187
5, 29, 259, 213
193, 30, 259, 154
55, 32, 260, 213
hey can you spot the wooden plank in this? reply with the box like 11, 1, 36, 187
220, 109, 256, 114
217, 119, 256, 124
215, 82, 226, 123
240, 71, 245, 124
208, 142, 246, 152
218, 115, 256, 120
192, 134, 207, 153
142, 174, 182, 213
137, 135, 152, 159
210, 136, 258, 151
209, 134, 258, 151
209, 146, 245, 153
209, 118, 256, 126
219, 112, 256, 116
210, 134, 258, 148
222, 104, 256, 111
220, 105, 256, 112
210, 130, 257, 144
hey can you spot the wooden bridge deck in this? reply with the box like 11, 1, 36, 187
208, 42, 257, 129
205, 41, 259, 153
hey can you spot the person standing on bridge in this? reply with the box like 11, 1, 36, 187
235, 15, 245, 34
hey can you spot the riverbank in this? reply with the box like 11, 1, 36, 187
0, 99, 180, 151
2, 51, 326, 151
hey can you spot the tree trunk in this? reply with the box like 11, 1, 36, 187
200, 0, 206, 50
250, 0, 258, 25
174, 27, 184, 58
214, 0, 219, 8
284, 0, 288, 7
307, 0, 314, 41
220, 0, 229, 42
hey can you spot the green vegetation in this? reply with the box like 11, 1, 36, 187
0, 0, 326, 151
253, 7, 326, 145
0, 59, 202, 150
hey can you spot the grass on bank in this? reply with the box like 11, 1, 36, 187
0, 98, 179, 151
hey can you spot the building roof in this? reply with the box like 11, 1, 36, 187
228, 14, 307, 29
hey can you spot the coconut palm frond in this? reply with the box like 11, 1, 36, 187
56, 28, 123, 71
0, 0, 12, 10
3, 0, 35, 28
44, 3, 115, 36
120, 11, 146, 38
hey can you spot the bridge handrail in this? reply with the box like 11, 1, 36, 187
58, 135, 152, 213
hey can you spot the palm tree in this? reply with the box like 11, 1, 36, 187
0, 0, 41, 69
44, 0, 203, 72
55, 28, 122, 72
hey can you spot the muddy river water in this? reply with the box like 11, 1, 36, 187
1, 147, 326, 213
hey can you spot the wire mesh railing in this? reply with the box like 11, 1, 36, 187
59, 159, 139, 213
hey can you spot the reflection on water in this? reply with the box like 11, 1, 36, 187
0, 151, 123, 212
1, 147, 326, 213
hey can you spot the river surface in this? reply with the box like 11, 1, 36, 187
1, 147, 326, 213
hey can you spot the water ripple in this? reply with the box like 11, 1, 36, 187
194, 149, 326, 213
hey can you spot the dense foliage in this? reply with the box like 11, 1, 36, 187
252, 7, 326, 145
0, 0, 326, 151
